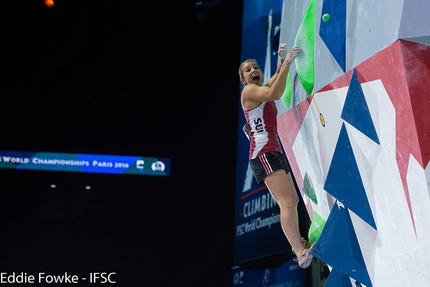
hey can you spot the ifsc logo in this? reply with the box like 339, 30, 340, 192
151, 161, 165, 172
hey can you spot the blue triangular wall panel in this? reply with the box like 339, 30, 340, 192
341, 69, 380, 144
313, 202, 372, 287
324, 123, 377, 229
319, 0, 346, 71
324, 268, 353, 287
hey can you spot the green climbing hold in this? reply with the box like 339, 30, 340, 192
322, 13, 330, 22
294, 0, 315, 95
308, 211, 326, 245
303, 173, 318, 204
281, 73, 293, 109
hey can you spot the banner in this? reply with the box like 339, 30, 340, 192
234, 0, 285, 265
232, 257, 307, 287
0, 150, 170, 176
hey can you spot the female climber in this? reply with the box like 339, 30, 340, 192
238, 45, 314, 268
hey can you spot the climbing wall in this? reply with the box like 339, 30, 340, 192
276, 0, 430, 286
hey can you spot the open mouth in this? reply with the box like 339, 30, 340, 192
252, 75, 260, 82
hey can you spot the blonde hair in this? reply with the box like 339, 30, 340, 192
238, 59, 260, 80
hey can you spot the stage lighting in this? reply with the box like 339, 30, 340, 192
195, 0, 219, 20
195, 2, 208, 20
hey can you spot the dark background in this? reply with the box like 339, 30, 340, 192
1, 0, 243, 285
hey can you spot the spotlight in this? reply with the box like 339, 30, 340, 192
195, 0, 219, 20
195, 2, 208, 20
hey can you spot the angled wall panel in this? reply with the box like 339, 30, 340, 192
274, 0, 430, 286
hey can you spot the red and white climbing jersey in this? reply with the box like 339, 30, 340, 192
243, 101, 282, 159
